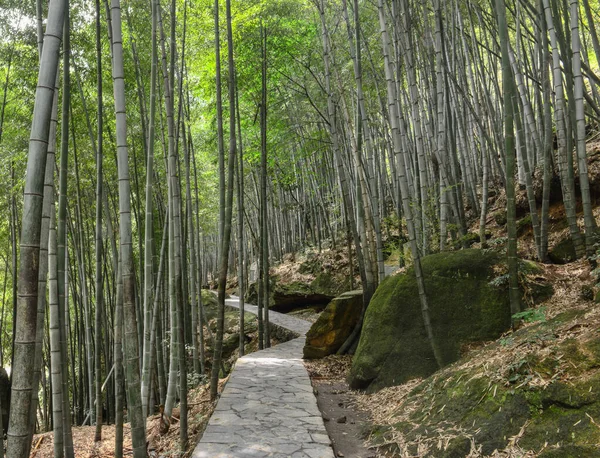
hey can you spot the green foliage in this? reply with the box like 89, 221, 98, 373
512, 307, 546, 323
187, 371, 208, 389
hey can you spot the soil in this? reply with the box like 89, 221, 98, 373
305, 356, 377, 458
30, 377, 225, 458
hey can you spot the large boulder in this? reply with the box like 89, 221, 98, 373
303, 290, 363, 359
272, 280, 333, 312
244, 248, 355, 312
245, 276, 347, 313
349, 249, 517, 392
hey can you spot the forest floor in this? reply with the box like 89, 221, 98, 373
30, 374, 228, 458
28, 245, 598, 458
310, 259, 595, 458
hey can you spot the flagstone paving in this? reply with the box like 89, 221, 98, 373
192, 297, 334, 458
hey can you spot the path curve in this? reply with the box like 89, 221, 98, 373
192, 297, 335, 458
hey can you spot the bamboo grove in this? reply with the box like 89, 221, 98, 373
0, 0, 599, 455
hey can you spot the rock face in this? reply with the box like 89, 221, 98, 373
548, 236, 577, 264
244, 250, 354, 313
349, 249, 514, 392
303, 290, 363, 359
245, 276, 346, 313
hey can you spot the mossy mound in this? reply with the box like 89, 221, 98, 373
304, 290, 363, 359
200, 289, 218, 308
350, 249, 553, 392
364, 307, 600, 456
206, 312, 258, 360
350, 249, 512, 392
494, 210, 507, 226
548, 236, 577, 264
517, 214, 533, 236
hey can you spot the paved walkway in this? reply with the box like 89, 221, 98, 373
192, 298, 335, 458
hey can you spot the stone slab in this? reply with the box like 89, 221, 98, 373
192, 297, 334, 458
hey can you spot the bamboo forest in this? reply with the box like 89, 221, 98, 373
1, 0, 600, 456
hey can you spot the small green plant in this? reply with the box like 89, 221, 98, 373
490, 236, 508, 246
512, 307, 546, 323
187, 371, 208, 389
447, 223, 459, 234
500, 336, 515, 347
489, 273, 509, 287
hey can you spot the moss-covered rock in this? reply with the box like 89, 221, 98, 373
244, 275, 343, 313
494, 210, 507, 226
207, 312, 258, 360
201, 289, 218, 308
517, 214, 533, 236
362, 304, 600, 457
349, 249, 513, 392
304, 290, 363, 359
548, 236, 577, 264
451, 232, 480, 249
271, 280, 332, 311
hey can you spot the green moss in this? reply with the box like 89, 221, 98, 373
494, 211, 507, 226
367, 424, 395, 445
552, 309, 585, 324
452, 232, 480, 249
517, 214, 533, 236
530, 353, 561, 379
542, 381, 597, 409
440, 437, 472, 458
350, 250, 511, 392
310, 271, 349, 297
520, 403, 600, 450
583, 338, 600, 367
519, 259, 544, 275
362, 304, 600, 457
539, 445, 600, 457
276, 280, 312, 296
562, 339, 590, 373
222, 333, 240, 356
201, 289, 218, 308
470, 393, 530, 454
548, 237, 577, 264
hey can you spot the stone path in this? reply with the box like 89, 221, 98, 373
192, 297, 335, 458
